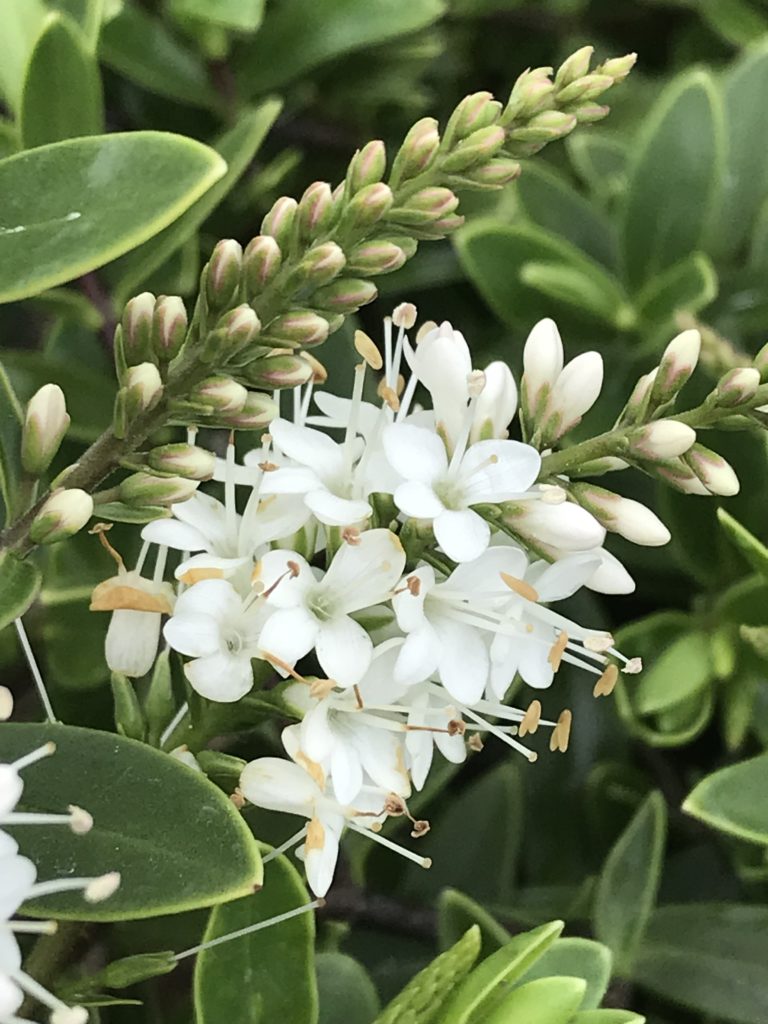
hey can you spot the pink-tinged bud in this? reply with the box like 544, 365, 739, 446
504, 498, 606, 552
119, 472, 199, 506
618, 368, 657, 426
297, 181, 334, 241
653, 458, 710, 495
507, 110, 578, 145
347, 140, 387, 193
554, 46, 594, 88
571, 483, 671, 546
630, 420, 696, 460
342, 182, 394, 230
502, 67, 555, 123
205, 240, 242, 311
205, 305, 262, 360
261, 196, 298, 249
471, 361, 518, 442
244, 235, 282, 293
521, 317, 564, 424
388, 187, 459, 227
347, 240, 407, 276
121, 292, 156, 365
684, 444, 740, 496
448, 91, 502, 142
124, 362, 163, 413
21, 384, 70, 476
544, 351, 603, 441
244, 354, 314, 389
441, 125, 506, 174
210, 391, 277, 430
556, 73, 615, 105
715, 366, 761, 406
148, 444, 215, 481
754, 340, 768, 381
262, 310, 330, 349
151, 295, 187, 361
465, 158, 522, 188
298, 241, 346, 286
575, 103, 610, 125
424, 214, 465, 237
390, 117, 441, 187
311, 277, 377, 314
651, 328, 701, 405
30, 488, 93, 544
597, 52, 637, 83
190, 375, 248, 413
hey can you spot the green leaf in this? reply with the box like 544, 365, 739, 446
108, 99, 282, 305
566, 132, 628, 200
593, 791, 667, 975
519, 938, 612, 1011
50, 0, 105, 51
317, 953, 380, 1024
483, 976, 587, 1024
717, 508, 768, 578
573, 1013, 645, 1024
170, 0, 265, 32
0, 359, 24, 526
195, 852, 318, 1024
20, 12, 104, 149
520, 261, 634, 329
635, 253, 717, 330
0, 0, 48, 114
700, 0, 768, 47
0, 552, 41, 632
99, 4, 218, 109
0, 721, 262, 919
632, 631, 713, 715
235, 0, 445, 95
374, 926, 481, 1024
438, 889, 512, 955
441, 921, 564, 1024
0, 131, 226, 303
634, 903, 768, 1024
683, 753, 768, 845
621, 70, 724, 291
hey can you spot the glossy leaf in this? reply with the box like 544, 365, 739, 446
631, 631, 712, 715
519, 938, 612, 1011
51, 0, 105, 51
567, 132, 628, 199
438, 889, 511, 955
700, 0, 768, 47
0, 0, 48, 114
621, 70, 724, 290
574, 1013, 646, 1024
634, 903, 768, 1024
195, 851, 317, 1024
483, 976, 586, 1024
20, 12, 104, 148
683, 754, 768, 845
593, 792, 667, 975
0, 359, 24, 525
236, 0, 445, 95
0, 553, 41, 632
635, 252, 717, 330
170, 0, 265, 32
520, 260, 634, 329
0, 131, 226, 303
0, 722, 262, 919
317, 953, 379, 1024
717, 508, 768, 579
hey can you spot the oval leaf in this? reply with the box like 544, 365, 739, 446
438, 888, 512, 956
483, 976, 586, 1024
0, 721, 262, 919
717, 508, 768, 579
519, 938, 612, 1011
0, 552, 41, 631
683, 753, 768, 845
0, 131, 226, 303
317, 953, 379, 1024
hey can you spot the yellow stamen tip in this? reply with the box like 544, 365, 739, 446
354, 330, 383, 370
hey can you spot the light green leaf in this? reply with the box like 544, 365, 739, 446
441, 921, 563, 1024
520, 261, 634, 329
0, 552, 41, 632
0, 131, 226, 303
99, 4, 218, 109
194, 851, 317, 1024
0, 359, 24, 526
0, 0, 48, 114
317, 953, 380, 1024
438, 889, 512, 955
0, 721, 262, 919
621, 70, 724, 290
566, 132, 628, 199
20, 12, 104, 148
574, 1013, 645, 1024
108, 99, 282, 305
683, 754, 768, 845
519, 938, 612, 1011
235, 0, 445, 95
50, 0, 105, 52
374, 926, 481, 1024
483, 976, 586, 1024
593, 792, 667, 975
717, 508, 768, 578
170, 0, 264, 32
632, 631, 713, 715
700, 0, 768, 47
634, 903, 768, 1024
635, 252, 717, 329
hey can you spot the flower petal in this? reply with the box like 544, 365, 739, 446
172, 578, 243, 622
321, 528, 405, 614
270, 418, 345, 480
254, 550, 315, 608
258, 466, 325, 496
434, 620, 488, 703
316, 615, 373, 687
531, 553, 602, 602
517, 629, 555, 689
258, 606, 319, 669
172, 491, 228, 546
140, 519, 209, 551
460, 439, 541, 503
392, 565, 434, 633
184, 651, 254, 702
393, 480, 445, 519
330, 743, 364, 805
394, 627, 440, 685
304, 819, 340, 897
383, 423, 448, 483
240, 756, 321, 814
434, 508, 490, 563
163, 611, 221, 658
305, 490, 372, 527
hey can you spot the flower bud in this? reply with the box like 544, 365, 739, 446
502, 67, 556, 123
243, 235, 282, 293
596, 52, 637, 83
21, 384, 70, 476
30, 488, 93, 544
555, 46, 593, 87
507, 109, 577, 147
204, 305, 261, 361
574, 103, 609, 125
556, 73, 614, 106
205, 240, 242, 312
261, 196, 298, 250
714, 366, 761, 407
390, 117, 440, 186
243, 354, 314, 389
297, 181, 334, 242
147, 444, 215, 480
121, 292, 156, 365
618, 368, 657, 426
311, 278, 377, 314
297, 241, 346, 286
570, 483, 671, 546
504, 498, 606, 552
211, 391, 277, 430
119, 473, 199, 506
629, 420, 696, 460
650, 328, 701, 406
471, 361, 518, 442
151, 295, 187, 361
521, 317, 563, 425
543, 351, 603, 441
465, 158, 522, 188
586, 548, 635, 595
388, 187, 459, 227
347, 140, 387, 193
124, 362, 163, 413
341, 182, 394, 231
347, 240, 408, 275
447, 91, 502, 142
684, 444, 740, 496
441, 125, 506, 174
189, 375, 248, 413
653, 458, 710, 494
262, 310, 330, 349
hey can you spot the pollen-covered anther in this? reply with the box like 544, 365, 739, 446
500, 571, 539, 602
392, 302, 417, 329
411, 819, 431, 839
584, 633, 613, 653
467, 370, 486, 398
623, 657, 643, 675
468, 733, 484, 752
342, 527, 361, 546
519, 699, 542, 738
68, 805, 93, 834
85, 871, 121, 903
309, 677, 336, 700
287, 560, 301, 578
548, 630, 569, 671
0, 685, 13, 721
549, 709, 573, 753
354, 329, 384, 371
258, 460, 279, 472
447, 718, 466, 736
416, 320, 437, 343
180, 567, 226, 585
593, 664, 619, 698
90, 580, 173, 614
306, 816, 325, 851
377, 380, 400, 411
230, 788, 246, 809
406, 575, 421, 597
304, 352, 328, 384
383, 794, 407, 816
540, 485, 567, 505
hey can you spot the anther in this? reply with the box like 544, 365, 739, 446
519, 700, 542, 738
623, 657, 643, 675
548, 631, 569, 672
85, 872, 121, 903
500, 572, 539, 602
354, 330, 384, 370
378, 381, 400, 411
584, 633, 614, 653
593, 664, 619, 698
406, 575, 421, 596
415, 320, 436, 343
468, 734, 484, 752
392, 302, 417, 329
0, 686, 13, 721
549, 710, 572, 753
258, 460, 279, 472
447, 719, 465, 736
68, 806, 93, 835
230, 788, 246, 809
411, 819, 430, 839
342, 527, 361, 546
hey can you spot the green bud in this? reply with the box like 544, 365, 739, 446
30, 487, 94, 544
119, 472, 200, 506
312, 278, 377, 314
341, 182, 394, 231
554, 45, 593, 88
347, 240, 408, 275
507, 109, 577, 146
97, 951, 177, 990
261, 196, 298, 249
347, 140, 387, 193
441, 125, 506, 174
556, 73, 614, 106
191, 375, 248, 413
262, 310, 330, 349
714, 366, 761, 407
388, 186, 459, 227
243, 354, 314, 389
389, 117, 440, 188
446, 91, 502, 144
147, 444, 215, 480
464, 157, 521, 188
151, 295, 188, 361
596, 52, 637, 83
244, 235, 282, 294
21, 384, 70, 476
574, 103, 609, 125
754, 339, 768, 381
110, 672, 146, 741
297, 241, 346, 286
297, 181, 335, 241
205, 240, 243, 312
502, 67, 555, 124
124, 362, 164, 413
209, 391, 277, 430
203, 305, 262, 362
121, 292, 156, 366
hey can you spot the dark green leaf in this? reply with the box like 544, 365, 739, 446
717, 508, 768, 578
566, 132, 628, 200
700, 0, 768, 47
519, 938, 612, 1011
683, 753, 768, 845
0, 552, 41, 632
632, 632, 713, 715
520, 260, 634, 329
635, 253, 717, 331
317, 952, 380, 1024
573, 1013, 645, 1024
0, 359, 24, 525
437, 889, 511, 955
170, 0, 265, 32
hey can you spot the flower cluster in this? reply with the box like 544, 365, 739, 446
0, 694, 120, 1023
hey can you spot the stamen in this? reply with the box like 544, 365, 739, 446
584, 633, 614, 653
353, 685, 364, 710
343, 362, 366, 471
225, 435, 238, 547
14, 619, 57, 723
377, 380, 400, 412
304, 352, 327, 384
26, 872, 120, 903
454, 698, 538, 763
300, 377, 315, 425
153, 544, 168, 585
549, 710, 572, 753
12, 741, 56, 772
623, 657, 643, 675
160, 702, 190, 749
0, 685, 12, 720
262, 826, 308, 863
519, 700, 542, 738
173, 899, 324, 961
392, 302, 417, 330
354, 330, 383, 370
9, 920, 58, 935
468, 733, 484, 752
500, 573, 539, 603
348, 820, 431, 868
342, 527, 361, 546
548, 631, 569, 671
593, 664, 619, 698
93, 524, 125, 571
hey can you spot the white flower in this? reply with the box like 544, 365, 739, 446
470, 361, 518, 443
408, 321, 473, 451
164, 578, 271, 701
402, 685, 467, 790
383, 423, 540, 562
255, 529, 405, 687
505, 493, 606, 552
